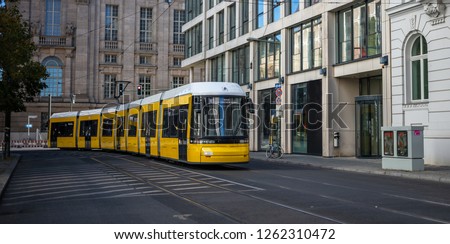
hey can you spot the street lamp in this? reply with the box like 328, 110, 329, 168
27, 115, 38, 138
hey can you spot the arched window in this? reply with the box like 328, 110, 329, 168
41, 57, 63, 97
409, 35, 428, 101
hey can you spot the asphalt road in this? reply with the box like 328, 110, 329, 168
1, 150, 450, 224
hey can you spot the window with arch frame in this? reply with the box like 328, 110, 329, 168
40, 57, 63, 97
409, 35, 428, 101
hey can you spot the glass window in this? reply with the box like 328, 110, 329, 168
353, 4, 367, 59
240, 0, 249, 35
337, 1, 381, 63
202, 97, 246, 137
302, 22, 312, 70
140, 8, 152, 43
139, 75, 151, 96
232, 45, 250, 85
172, 76, 185, 88
286, 0, 300, 15
104, 74, 116, 99
210, 55, 225, 82
105, 5, 119, 41
338, 9, 352, 62
208, 17, 214, 49
105, 54, 117, 63
257, 33, 281, 80
186, 0, 203, 21
41, 57, 63, 97
45, 0, 61, 36
270, 0, 281, 23
256, 0, 264, 29
218, 11, 224, 45
290, 18, 322, 73
410, 35, 428, 101
173, 10, 185, 44
228, 4, 236, 41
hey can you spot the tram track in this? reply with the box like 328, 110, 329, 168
91, 154, 344, 224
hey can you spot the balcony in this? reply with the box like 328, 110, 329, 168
37, 36, 72, 47
138, 42, 157, 52
171, 44, 185, 54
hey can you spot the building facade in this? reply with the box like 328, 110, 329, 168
182, 0, 391, 158
387, 0, 450, 165
1, 0, 188, 140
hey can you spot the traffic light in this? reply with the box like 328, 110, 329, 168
137, 85, 142, 96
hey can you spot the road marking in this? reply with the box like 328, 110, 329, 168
383, 193, 450, 207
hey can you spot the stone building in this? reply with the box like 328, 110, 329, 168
387, 0, 450, 165
1, 0, 188, 140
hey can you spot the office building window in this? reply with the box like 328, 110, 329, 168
255, 0, 264, 29
139, 55, 151, 65
257, 33, 281, 80
337, 1, 381, 63
186, 0, 203, 21
45, 0, 61, 36
240, 0, 249, 35
305, 0, 321, 8
291, 18, 322, 73
269, 0, 281, 23
208, 17, 214, 49
41, 57, 63, 97
228, 4, 236, 41
140, 8, 152, 43
232, 45, 250, 85
185, 23, 203, 58
173, 10, 185, 44
105, 5, 119, 41
210, 54, 225, 82
286, 0, 299, 16
218, 11, 224, 45
104, 74, 116, 99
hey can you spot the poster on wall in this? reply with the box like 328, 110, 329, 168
397, 131, 408, 157
383, 131, 394, 156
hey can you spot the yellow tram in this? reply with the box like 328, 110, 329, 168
49, 82, 250, 164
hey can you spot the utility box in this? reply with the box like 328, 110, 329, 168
381, 126, 424, 171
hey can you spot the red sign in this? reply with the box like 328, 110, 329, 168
275, 88, 282, 97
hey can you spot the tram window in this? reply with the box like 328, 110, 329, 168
142, 111, 157, 137
128, 114, 138, 137
117, 116, 124, 137
102, 119, 113, 137
162, 107, 178, 138
80, 120, 98, 137
51, 122, 74, 137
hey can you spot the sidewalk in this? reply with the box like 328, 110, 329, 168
0, 154, 21, 197
250, 152, 450, 184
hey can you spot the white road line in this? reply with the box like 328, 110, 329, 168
383, 193, 450, 207
172, 186, 210, 191
164, 183, 201, 187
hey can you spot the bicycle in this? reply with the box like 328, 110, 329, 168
265, 143, 284, 159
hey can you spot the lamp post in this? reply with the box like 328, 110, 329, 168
27, 115, 38, 138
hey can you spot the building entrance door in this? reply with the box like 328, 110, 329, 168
355, 95, 382, 157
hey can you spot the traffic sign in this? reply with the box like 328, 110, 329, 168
275, 97, 282, 105
275, 88, 282, 97
275, 83, 282, 89
26, 124, 32, 128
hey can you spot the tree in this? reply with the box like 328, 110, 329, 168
0, 0, 48, 158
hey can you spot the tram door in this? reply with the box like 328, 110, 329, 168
144, 111, 152, 157
178, 105, 188, 161
355, 95, 382, 157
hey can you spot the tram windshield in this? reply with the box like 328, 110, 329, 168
192, 96, 247, 139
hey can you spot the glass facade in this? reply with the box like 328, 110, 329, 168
232, 45, 250, 85
291, 18, 322, 73
291, 81, 322, 155
258, 89, 276, 150
337, 1, 381, 63
257, 33, 281, 80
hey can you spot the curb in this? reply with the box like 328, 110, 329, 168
0, 154, 21, 198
